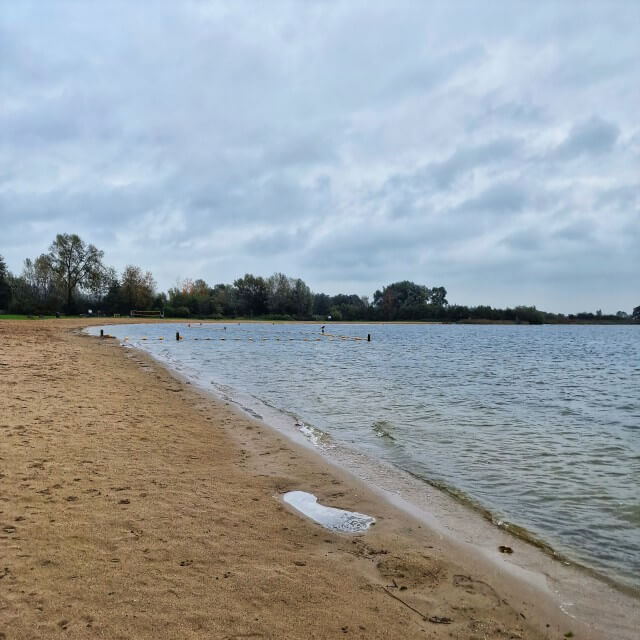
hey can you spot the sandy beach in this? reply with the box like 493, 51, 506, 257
0, 319, 629, 639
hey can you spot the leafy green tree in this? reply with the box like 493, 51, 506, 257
86, 265, 118, 311
210, 283, 237, 316
327, 306, 342, 321
22, 255, 63, 312
192, 279, 210, 296
170, 278, 214, 315
290, 278, 313, 318
101, 271, 123, 315
120, 265, 156, 312
513, 305, 544, 324
5, 274, 35, 314
374, 281, 430, 320
378, 287, 398, 320
0, 254, 11, 310
191, 279, 215, 316
234, 273, 268, 316
48, 233, 104, 312
329, 293, 368, 320
429, 286, 448, 306
471, 305, 496, 320
633, 305, 640, 321
313, 293, 331, 317
266, 272, 292, 315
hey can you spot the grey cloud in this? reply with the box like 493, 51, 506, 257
554, 116, 619, 159
468, 98, 547, 130
267, 132, 339, 168
379, 137, 523, 210
594, 184, 639, 212
501, 217, 598, 253
182, 172, 330, 228
302, 224, 424, 273
552, 45, 638, 89
502, 229, 543, 252
554, 220, 595, 243
379, 43, 487, 103
1, 1, 638, 312
244, 227, 311, 257
454, 182, 528, 215
428, 139, 523, 189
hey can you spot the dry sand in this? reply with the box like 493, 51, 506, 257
0, 319, 622, 638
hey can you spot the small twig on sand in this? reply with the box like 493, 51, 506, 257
381, 586, 453, 624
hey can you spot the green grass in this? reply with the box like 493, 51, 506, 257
0, 314, 58, 320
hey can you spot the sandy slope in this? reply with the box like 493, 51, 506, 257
0, 319, 592, 639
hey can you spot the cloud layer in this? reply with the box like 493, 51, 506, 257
1, 1, 638, 312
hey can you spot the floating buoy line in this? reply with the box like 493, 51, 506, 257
119, 335, 368, 343
100, 326, 371, 343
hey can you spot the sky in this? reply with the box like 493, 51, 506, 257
1, 1, 638, 314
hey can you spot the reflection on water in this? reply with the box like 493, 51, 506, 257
90, 322, 640, 590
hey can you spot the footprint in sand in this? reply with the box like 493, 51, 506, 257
453, 574, 501, 607
377, 555, 443, 589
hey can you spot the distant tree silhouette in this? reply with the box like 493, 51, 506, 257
0, 254, 11, 310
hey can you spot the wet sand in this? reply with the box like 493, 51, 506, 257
0, 319, 630, 639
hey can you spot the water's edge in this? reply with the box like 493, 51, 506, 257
88, 325, 639, 596
84, 324, 640, 638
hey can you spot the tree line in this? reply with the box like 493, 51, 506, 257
0, 233, 638, 323
0, 234, 158, 317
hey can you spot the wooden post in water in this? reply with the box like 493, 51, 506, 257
176, 331, 180, 341
100, 329, 104, 338
367, 333, 371, 342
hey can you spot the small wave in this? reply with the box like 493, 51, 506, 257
296, 421, 333, 448
242, 406, 263, 420
372, 420, 396, 441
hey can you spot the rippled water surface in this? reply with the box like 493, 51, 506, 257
92, 322, 640, 589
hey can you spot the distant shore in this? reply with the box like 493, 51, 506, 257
1, 319, 637, 638
2, 313, 638, 326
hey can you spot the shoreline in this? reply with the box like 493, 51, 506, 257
176, 358, 640, 634
90, 320, 639, 599
145, 338, 640, 600
1, 319, 637, 638
89, 319, 640, 636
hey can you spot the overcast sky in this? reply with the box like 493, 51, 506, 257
1, 1, 638, 313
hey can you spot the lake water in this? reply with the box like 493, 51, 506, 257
90, 322, 640, 591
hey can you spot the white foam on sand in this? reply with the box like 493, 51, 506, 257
283, 491, 375, 533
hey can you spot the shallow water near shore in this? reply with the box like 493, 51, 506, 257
89, 322, 640, 592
